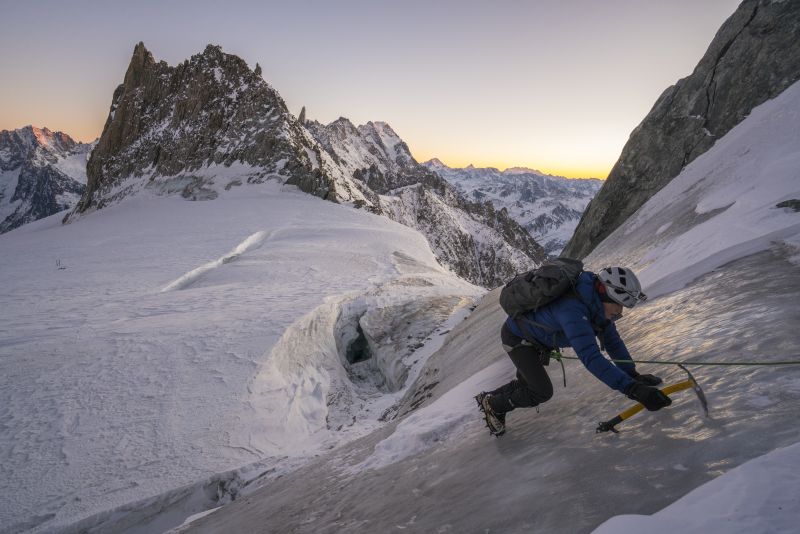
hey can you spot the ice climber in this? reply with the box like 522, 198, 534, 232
476, 265, 671, 436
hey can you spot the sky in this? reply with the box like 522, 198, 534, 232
0, 0, 742, 178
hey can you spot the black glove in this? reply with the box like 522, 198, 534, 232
630, 371, 663, 386
626, 383, 672, 411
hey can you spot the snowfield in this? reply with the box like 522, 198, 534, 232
0, 182, 481, 533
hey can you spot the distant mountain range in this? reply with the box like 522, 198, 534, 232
422, 159, 601, 256
0, 126, 92, 233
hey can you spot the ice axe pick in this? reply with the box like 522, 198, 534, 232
596, 364, 708, 433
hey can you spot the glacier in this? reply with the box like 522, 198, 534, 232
1, 76, 799, 534
0, 182, 482, 533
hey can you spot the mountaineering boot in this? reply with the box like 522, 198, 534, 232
475, 392, 506, 437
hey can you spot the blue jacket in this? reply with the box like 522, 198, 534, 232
505, 271, 637, 393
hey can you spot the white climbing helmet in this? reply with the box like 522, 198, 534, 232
598, 266, 648, 308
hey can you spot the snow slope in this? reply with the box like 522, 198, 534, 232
179, 79, 800, 534
578, 68, 800, 534
593, 441, 800, 534
0, 182, 481, 533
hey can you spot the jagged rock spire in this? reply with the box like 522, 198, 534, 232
70, 42, 324, 217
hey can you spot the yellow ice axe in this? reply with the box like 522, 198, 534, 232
596, 364, 708, 433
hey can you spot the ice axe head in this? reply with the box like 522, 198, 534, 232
677, 364, 709, 417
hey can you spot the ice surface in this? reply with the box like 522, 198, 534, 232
183, 246, 800, 534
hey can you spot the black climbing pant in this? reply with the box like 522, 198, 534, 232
488, 323, 554, 414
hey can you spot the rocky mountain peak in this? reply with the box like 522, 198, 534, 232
1, 126, 90, 233
192, 43, 255, 81
422, 158, 447, 169
357, 121, 415, 169
69, 42, 330, 216
329, 117, 360, 137
123, 42, 159, 88
1, 126, 80, 169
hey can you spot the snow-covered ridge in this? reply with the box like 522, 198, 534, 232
423, 160, 602, 256
301, 114, 547, 286
303, 117, 414, 181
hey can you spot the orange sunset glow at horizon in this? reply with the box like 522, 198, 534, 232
1, 1, 742, 182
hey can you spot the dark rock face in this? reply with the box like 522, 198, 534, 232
776, 199, 800, 212
70, 43, 337, 216
564, 0, 800, 259
0, 126, 89, 234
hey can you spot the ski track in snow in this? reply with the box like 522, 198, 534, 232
161, 230, 271, 292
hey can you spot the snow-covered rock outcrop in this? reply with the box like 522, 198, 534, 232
423, 160, 601, 256
582, 79, 800, 297
0, 126, 91, 233
305, 118, 545, 286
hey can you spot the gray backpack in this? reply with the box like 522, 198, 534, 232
499, 258, 584, 317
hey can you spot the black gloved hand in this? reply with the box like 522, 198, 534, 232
630, 371, 663, 386
626, 383, 672, 411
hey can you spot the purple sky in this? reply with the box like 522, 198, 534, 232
0, 0, 741, 177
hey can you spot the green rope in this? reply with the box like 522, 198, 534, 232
554, 355, 800, 367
